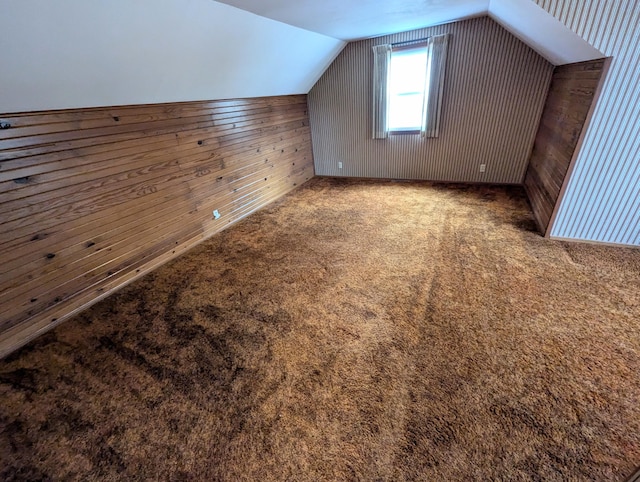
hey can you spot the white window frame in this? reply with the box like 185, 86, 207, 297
372, 34, 449, 140
387, 40, 429, 135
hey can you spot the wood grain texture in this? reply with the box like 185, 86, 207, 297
0, 95, 314, 358
524, 59, 608, 235
535, 0, 640, 245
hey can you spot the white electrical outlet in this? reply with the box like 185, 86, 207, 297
213, 210, 221, 219
479, 164, 486, 173
338, 162, 343, 169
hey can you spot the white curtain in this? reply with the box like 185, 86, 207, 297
421, 34, 450, 138
371, 44, 391, 139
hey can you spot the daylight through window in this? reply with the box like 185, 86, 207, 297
387, 45, 429, 132
372, 34, 449, 139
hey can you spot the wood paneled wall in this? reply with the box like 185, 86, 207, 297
535, 0, 640, 245
0, 95, 313, 357
308, 16, 553, 184
524, 59, 608, 235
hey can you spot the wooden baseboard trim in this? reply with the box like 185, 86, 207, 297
315, 175, 522, 187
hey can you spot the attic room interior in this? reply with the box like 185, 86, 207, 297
1, 0, 639, 479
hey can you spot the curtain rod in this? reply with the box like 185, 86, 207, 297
391, 38, 428, 48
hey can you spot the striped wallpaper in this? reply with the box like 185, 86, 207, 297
308, 16, 553, 184
535, 0, 640, 245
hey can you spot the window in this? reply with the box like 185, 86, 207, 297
387, 44, 429, 133
372, 34, 450, 139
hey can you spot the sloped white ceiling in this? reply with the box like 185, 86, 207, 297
215, 0, 490, 40
0, 0, 345, 113
489, 0, 603, 65
0, 0, 605, 114
217, 0, 604, 64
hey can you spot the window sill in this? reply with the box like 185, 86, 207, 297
389, 130, 420, 136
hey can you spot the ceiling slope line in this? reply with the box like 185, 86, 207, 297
488, 0, 604, 65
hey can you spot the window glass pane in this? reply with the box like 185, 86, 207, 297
388, 47, 428, 131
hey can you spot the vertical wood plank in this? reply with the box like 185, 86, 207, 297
523, 58, 608, 235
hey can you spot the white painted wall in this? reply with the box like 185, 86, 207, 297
0, 0, 345, 113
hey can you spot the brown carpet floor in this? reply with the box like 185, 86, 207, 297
1, 177, 640, 481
